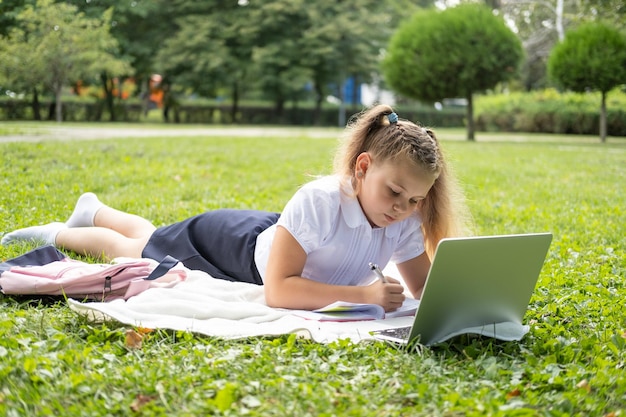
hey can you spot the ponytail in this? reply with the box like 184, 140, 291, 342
333, 104, 396, 178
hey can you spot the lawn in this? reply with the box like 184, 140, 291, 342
0, 126, 624, 416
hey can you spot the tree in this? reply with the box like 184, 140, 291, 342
299, 0, 392, 124
0, 0, 130, 122
579, 0, 626, 29
246, 0, 313, 119
494, 0, 625, 91
548, 22, 626, 142
497, 1, 573, 91
65, 0, 168, 121
156, 2, 256, 123
157, 0, 419, 124
249, 0, 407, 124
0, 0, 31, 37
0, 0, 39, 117
382, 3, 523, 140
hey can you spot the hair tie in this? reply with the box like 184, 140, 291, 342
387, 112, 398, 124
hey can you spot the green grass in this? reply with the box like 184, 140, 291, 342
0, 124, 24, 136
0, 128, 625, 416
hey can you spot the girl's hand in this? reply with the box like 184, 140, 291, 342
365, 277, 405, 312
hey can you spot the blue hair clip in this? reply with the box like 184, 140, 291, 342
387, 112, 398, 124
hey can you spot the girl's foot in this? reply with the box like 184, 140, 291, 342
1, 222, 67, 246
65, 192, 104, 227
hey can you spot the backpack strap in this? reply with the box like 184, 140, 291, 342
0, 245, 67, 273
146, 255, 180, 281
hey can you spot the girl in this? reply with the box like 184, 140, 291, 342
1, 104, 470, 312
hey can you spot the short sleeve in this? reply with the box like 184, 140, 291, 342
390, 214, 425, 264
276, 179, 339, 254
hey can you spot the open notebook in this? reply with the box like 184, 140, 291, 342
372, 233, 553, 346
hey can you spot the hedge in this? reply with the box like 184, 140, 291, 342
0, 99, 143, 122
0, 99, 466, 128
475, 88, 626, 136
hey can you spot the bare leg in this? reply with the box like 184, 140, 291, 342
93, 206, 157, 239
57, 204, 158, 260
55, 227, 151, 260
65, 193, 156, 238
66, 192, 156, 238
2, 193, 159, 259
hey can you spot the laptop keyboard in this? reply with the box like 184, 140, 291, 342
376, 326, 412, 340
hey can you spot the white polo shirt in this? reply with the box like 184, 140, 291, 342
254, 175, 425, 285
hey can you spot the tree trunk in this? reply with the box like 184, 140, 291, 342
556, 0, 564, 41
55, 85, 63, 122
313, 80, 324, 126
600, 91, 607, 143
274, 96, 285, 123
466, 92, 475, 141
231, 81, 239, 123
32, 87, 41, 121
338, 79, 346, 128
101, 72, 116, 122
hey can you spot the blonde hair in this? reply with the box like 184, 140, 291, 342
333, 104, 472, 258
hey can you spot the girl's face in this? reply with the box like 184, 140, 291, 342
355, 153, 435, 228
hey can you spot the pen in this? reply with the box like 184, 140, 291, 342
368, 262, 387, 284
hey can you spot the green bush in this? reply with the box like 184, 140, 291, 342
0, 98, 466, 127
0, 97, 144, 123
0, 98, 32, 120
548, 22, 626, 96
475, 88, 626, 136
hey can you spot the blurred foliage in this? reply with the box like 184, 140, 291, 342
475, 88, 626, 137
548, 22, 626, 95
547, 22, 626, 141
1, 0, 625, 129
383, 3, 522, 140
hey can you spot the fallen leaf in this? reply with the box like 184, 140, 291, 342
125, 329, 143, 349
136, 327, 154, 335
576, 379, 591, 392
506, 388, 521, 400
130, 394, 157, 412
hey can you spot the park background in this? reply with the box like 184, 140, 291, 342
0, 0, 625, 142
0, 0, 625, 416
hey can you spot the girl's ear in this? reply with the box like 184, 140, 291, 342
355, 152, 371, 177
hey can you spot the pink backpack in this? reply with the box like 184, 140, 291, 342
0, 246, 186, 301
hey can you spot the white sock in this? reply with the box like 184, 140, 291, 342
65, 192, 105, 228
1, 222, 67, 246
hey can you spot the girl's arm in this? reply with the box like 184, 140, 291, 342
264, 226, 405, 311
396, 252, 431, 299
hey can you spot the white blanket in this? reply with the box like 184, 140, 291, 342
68, 268, 414, 343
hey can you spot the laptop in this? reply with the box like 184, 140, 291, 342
371, 233, 553, 346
